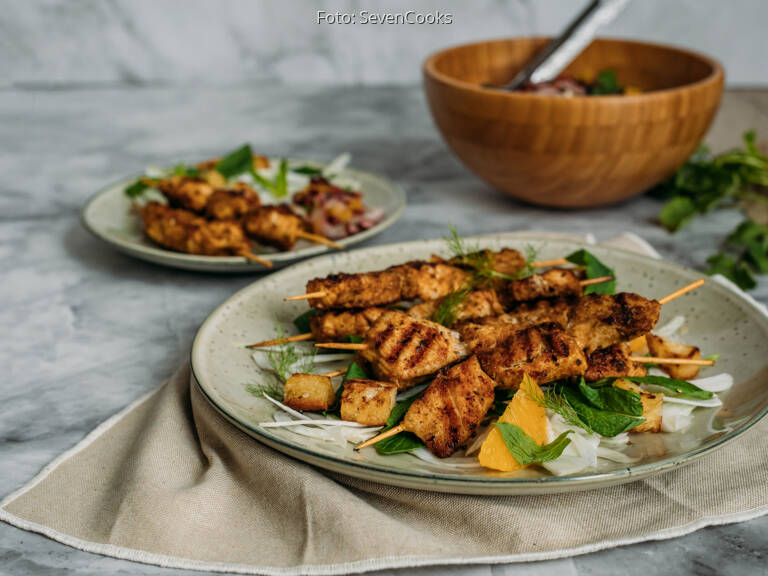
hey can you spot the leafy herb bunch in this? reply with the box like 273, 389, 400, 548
653, 131, 768, 289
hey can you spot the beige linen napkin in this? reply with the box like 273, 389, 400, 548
2, 234, 767, 576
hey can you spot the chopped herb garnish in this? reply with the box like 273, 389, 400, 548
291, 165, 324, 176
251, 158, 289, 198
589, 69, 623, 95
430, 285, 471, 327
266, 324, 315, 383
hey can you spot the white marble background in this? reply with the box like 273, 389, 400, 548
1, 0, 767, 88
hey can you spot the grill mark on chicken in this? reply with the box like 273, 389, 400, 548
361, 310, 467, 389
585, 343, 647, 381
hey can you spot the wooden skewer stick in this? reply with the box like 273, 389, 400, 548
296, 231, 345, 250
629, 356, 715, 366
530, 258, 568, 268
285, 290, 327, 302
579, 275, 613, 287
321, 369, 347, 378
315, 342, 367, 351
240, 251, 274, 268
246, 333, 313, 348
658, 279, 705, 305
355, 424, 406, 450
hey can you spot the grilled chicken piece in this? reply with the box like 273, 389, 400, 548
500, 268, 582, 305
242, 205, 305, 250
309, 307, 387, 342
407, 289, 504, 324
340, 379, 398, 426
306, 271, 403, 309
646, 334, 703, 380
614, 379, 663, 433
456, 298, 573, 353
584, 343, 647, 382
283, 373, 336, 411
403, 356, 495, 458
477, 322, 587, 389
390, 260, 471, 301
156, 176, 215, 213
360, 310, 467, 389
140, 202, 253, 257
204, 182, 260, 221
568, 293, 661, 354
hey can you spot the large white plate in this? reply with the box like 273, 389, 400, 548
81, 161, 405, 273
191, 235, 768, 494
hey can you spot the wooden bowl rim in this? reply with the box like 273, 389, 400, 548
423, 36, 724, 102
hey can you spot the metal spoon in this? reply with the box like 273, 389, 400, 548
495, 0, 630, 91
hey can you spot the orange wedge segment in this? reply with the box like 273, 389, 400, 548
478, 376, 548, 472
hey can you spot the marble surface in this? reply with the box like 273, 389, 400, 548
1, 85, 768, 576
2, 0, 768, 88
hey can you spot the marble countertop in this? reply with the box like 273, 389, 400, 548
1, 85, 767, 576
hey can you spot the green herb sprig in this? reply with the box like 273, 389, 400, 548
652, 131, 768, 290
266, 324, 315, 383
215, 143, 289, 198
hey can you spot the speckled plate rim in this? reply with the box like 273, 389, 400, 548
80, 164, 406, 273
191, 234, 768, 495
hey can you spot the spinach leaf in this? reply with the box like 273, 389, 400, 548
493, 423, 572, 465
560, 381, 645, 437
375, 432, 423, 455
216, 144, 253, 179
577, 379, 644, 415
376, 390, 424, 455
343, 361, 368, 381
565, 249, 616, 294
598, 375, 713, 400
292, 309, 320, 333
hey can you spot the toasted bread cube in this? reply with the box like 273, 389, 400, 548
646, 333, 702, 380
283, 373, 336, 412
340, 378, 398, 426
614, 379, 663, 433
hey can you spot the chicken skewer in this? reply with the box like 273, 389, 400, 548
242, 205, 345, 251
139, 202, 273, 267
284, 260, 609, 306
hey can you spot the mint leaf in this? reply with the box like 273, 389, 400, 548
577, 379, 643, 416
565, 249, 615, 294
493, 423, 572, 465
291, 165, 323, 176
216, 144, 253, 179
659, 196, 697, 232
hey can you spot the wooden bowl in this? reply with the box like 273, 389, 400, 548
423, 38, 724, 208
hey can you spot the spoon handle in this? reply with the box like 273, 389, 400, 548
496, 0, 630, 91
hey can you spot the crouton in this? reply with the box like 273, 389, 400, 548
613, 379, 663, 433
283, 373, 336, 412
340, 378, 398, 426
646, 334, 702, 380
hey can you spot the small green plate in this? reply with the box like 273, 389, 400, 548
191, 235, 768, 494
